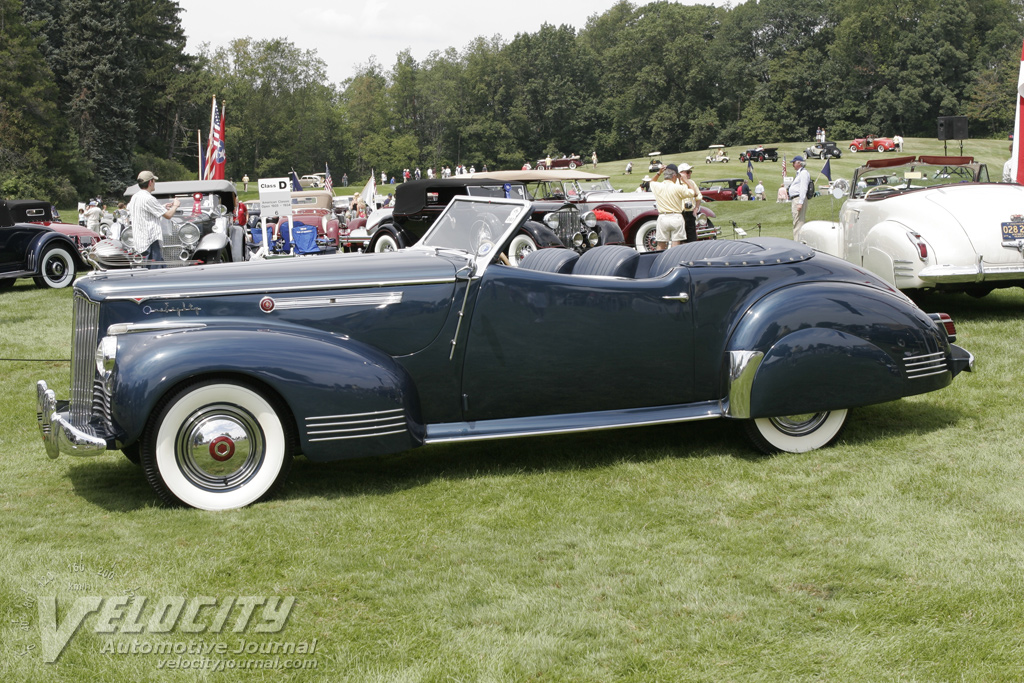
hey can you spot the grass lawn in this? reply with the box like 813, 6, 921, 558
15, 139, 1024, 681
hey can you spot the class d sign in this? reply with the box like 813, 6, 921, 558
258, 177, 292, 218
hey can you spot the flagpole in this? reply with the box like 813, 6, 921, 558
1014, 40, 1024, 183
197, 130, 202, 180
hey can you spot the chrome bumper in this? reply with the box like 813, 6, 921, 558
36, 381, 107, 459
949, 344, 975, 378
918, 261, 1024, 284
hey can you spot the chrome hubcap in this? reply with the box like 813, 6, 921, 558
175, 403, 263, 490
769, 412, 829, 436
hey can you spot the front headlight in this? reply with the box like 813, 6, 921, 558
178, 222, 201, 247
572, 232, 585, 248
587, 230, 599, 246
95, 336, 117, 377
544, 213, 560, 231
582, 211, 598, 228
696, 214, 708, 228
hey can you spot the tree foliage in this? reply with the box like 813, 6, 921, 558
8, 0, 1024, 201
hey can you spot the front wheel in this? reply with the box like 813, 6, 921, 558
507, 232, 538, 266
849, 145, 858, 153
140, 380, 294, 510
33, 245, 77, 289
635, 220, 658, 252
744, 409, 848, 454
371, 231, 401, 253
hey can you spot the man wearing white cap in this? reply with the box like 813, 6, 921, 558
83, 201, 103, 233
788, 155, 812, 234
127, 170, 180, 268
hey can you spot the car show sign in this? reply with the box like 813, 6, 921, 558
258, 177, 293, 218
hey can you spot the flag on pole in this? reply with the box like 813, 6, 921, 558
821, 159, 832, 182
781, 154, 788, 180
203, 97, 226, 180
1013, 39, 1024, 183
361, 172, 376, 211
746, 159, 754, 182
324, 164, 333, 194
290, 170, 302, 192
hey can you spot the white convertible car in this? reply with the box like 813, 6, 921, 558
797, 155, 1024, 297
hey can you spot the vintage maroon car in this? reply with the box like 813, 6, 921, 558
7, 199, 101, 257
475, 170, 718, 252
849, 136, 895, 153
698, 178, 745, 202
263, 190, 341, 248
536, 155, 582, 170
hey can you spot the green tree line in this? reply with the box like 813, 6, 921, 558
2, 0, 1021, 202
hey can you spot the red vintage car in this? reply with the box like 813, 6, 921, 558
698, 178, 745, 202
536, 155, 582, 170
848, 136, 895, 153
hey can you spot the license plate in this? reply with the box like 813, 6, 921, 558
1001, 221, 1024, 241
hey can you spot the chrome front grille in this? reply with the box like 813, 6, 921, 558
903, 351, 948, 379
70, 294, 100, 427
553, 206, 579, 245
305, 409, 407, 443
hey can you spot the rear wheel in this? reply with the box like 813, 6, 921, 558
140, 380, 295, 510
635, 220, 658, 252
744, 409, 848, 454
33, 245, 76, 289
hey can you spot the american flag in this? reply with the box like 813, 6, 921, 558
324, 164, 333, 193
203, 97, 226, 180
781, 154, 788, 180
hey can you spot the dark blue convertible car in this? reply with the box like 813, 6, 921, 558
37, 196, 973, 510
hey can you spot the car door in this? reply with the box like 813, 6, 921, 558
458, 264, 696, 421
0, 225, 37, 275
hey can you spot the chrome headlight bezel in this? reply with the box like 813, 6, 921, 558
95, 336, 117, 378
582, 211, 598, 228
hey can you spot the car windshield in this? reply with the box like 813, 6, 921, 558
852, 159, 987, 198
417, 197, 529, 258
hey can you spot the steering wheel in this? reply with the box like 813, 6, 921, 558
471, 212, 503, 249
864, 186, 895, 199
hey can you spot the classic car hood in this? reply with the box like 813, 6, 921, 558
76, 250, 461, 302
918, 184, 1024, 265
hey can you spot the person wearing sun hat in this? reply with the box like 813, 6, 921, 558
83, 200, 103, 232
675, 162, 702, 242
127, 170, 180, 269
788, 155, 812, 234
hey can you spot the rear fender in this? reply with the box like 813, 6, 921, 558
795, 219, 840, 256
108, 326, 423, 461
725, 282, 949, 418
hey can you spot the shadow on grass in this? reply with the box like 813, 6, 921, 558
67, 397, 964, 511
908, 288, 1024, 323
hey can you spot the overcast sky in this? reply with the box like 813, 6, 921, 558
176, 0, 724, 85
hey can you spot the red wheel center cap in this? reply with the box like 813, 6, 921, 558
209, 436, 235, 461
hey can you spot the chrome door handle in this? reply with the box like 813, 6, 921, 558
661, 293, 690, 303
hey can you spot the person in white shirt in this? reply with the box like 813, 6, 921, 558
127, 170, 180, 268
788, 156, 812, 234
83, 201, 103, 232
754, 181, 765, 201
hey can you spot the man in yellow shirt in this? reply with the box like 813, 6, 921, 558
649, 163, 697, 249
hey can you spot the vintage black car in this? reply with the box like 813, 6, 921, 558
1, 199, 89, 289
88, 180, 247, 269
804, 141, 843, 160
38, 196, 972, 510
367, 177, 623, 265
738, 147, 779, 162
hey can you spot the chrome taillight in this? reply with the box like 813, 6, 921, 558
906, 231, 928, 260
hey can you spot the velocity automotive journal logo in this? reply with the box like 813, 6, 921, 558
10, 557, 315, 667
38, 594, 296, 663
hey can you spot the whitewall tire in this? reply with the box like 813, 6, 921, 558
635, 221, 658, 252
507, 233, 538, 266
141, 381, 293, 510
33, 245, 76, 289
373, 232, 400, 252
744, 409, 848, 454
